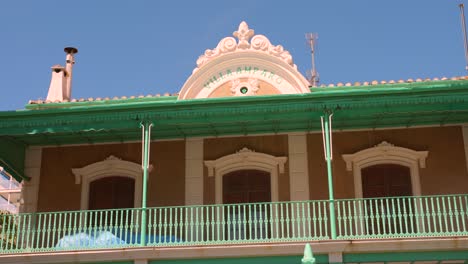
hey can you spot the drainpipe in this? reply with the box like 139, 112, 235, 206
321, 112, 336, 239
140, 121, 153, 246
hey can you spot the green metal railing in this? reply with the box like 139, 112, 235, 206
0, 194, 467, 253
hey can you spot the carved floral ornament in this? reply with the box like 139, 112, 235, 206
342, 141, 429, 171
194, 21, 297, 73
204, 147, 287, 177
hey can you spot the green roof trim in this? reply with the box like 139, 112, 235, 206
1, 79, 468, 145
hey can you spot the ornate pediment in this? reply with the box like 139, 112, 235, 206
178, 21, 310, 100
195, 21, 296, 72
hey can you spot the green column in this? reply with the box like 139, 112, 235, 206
322, 113, 336, 239
140, 122, 153, 246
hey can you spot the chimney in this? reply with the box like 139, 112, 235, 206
45, 47, 78, 102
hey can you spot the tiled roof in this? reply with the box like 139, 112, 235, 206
318, 76, 468, 88
27, 75, 468, 105
29, 93, 179, 105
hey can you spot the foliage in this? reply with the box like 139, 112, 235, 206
0, 210, 17, 250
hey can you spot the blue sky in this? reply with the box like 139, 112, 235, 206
0, 1, 466, 111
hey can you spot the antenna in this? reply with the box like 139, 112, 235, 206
306, 33, 319, 87
459, 4, 468, 72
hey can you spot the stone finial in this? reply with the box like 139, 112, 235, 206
233, 21, 254, 49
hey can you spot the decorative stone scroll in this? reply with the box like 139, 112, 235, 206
195, 21, 296, 73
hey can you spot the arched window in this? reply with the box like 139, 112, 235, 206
72, 155, 144, 210
342, 141, 428, 198
88, 176, 135, 210
204, 147, 287, 204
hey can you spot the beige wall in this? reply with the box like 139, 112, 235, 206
203, 135, 290, 204
36, 126, 468, 212
307, 126, 468, 200
37, 141, 185, 212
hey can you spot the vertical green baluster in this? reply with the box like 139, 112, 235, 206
402, 197, 409, 235
174, 207, 179, 244
352, 200, 358, 238
369, 199, 375, 236
417, 197, 424, 234
259, 204, 264, 240
46, 214, 53, 249
352, 200, 357, 238
442, 196, 449, 233
20, 214, 27, 250
336, 200, 342, 238
390, 198, 397, 236
0, 213, 6, 250
242, 204, 247, 241
168, 207, 173, 244
156, 208, 163, 242
396, 197, 403, 236
128, 209, 134, 245
464, 196, 468, 233
146, 209, 152, 245
376, 199, 382, 235
358, 200, 364, 237
458, 196, 466, 233
301, 202, 306, 239
36, 214, 42, 250
151, 208, 156, 243
163, 207, 167, 244
40, 214, 46, 249
448, 196, 455, 234
314, 202, 320, 238
195, 207, 200, 243
380, 199, 386, 235
285, 202, 290, 239
323, 201, 329, 238
342, 201, 348, 238
119, 210, 124, 243
221, 205, 225, 241
4, 214, 12, 251
227, 205, 231, 241
25, 214, 32, 250
436, 196, 443, 233
382, 198, 388, 235
185, 207, 188, 242
209, 206, 214, 243
180, 208, 184, 243
363, 199, 369, 236
234, 205, 238, 241
215, 206, 220, 242
198, 207, 202, 243
427, 197, 433, 234
339, 201, 345, 238
288, 203, 294, 240
188, 207, 193, 242
453, 196, 460, 234
136, 209, 141, 244
265, 203, 269, 239
408, 197, 414, 235
306, 202, 311, 238
280, 203, 285, 239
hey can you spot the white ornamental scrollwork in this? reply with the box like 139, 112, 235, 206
194, 21, 298, 72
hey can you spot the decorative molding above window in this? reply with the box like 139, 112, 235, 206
204, 147, 287, 178
204, 147, 287, 204
72, 155, 149, 210
342, 141, 428, 198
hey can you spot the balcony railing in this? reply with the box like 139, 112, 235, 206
0, 194, 467, 253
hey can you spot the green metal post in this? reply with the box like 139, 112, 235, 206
140, 122, 152, 246
322, 113, 337, 239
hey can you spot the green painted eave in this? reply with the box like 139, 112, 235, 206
1, 79, 468, 145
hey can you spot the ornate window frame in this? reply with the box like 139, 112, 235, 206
72, 155, 145, 210
204, 147, 287, 204
342, 141, 428, 198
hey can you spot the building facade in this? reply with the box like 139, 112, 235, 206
1, 22, 468, 263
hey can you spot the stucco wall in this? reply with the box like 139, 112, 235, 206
203, 135, 289, 204
37, 141, 185, 212
307, 126, 468, 200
